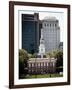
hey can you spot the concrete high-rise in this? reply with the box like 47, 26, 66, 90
41, 17, 60, 53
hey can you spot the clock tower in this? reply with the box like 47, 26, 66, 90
38, 29, 45, 58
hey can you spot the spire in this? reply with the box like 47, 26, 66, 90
41, 29, 43, 39
38, 28, 45, 58
40, 29, 44, 44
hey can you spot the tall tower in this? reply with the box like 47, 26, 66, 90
38, 29, 45, 58
22, 13, 39, 54
42, 17, 60, 53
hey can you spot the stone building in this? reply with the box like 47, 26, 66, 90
41, 17, 60, 53
28, 58, 57, 74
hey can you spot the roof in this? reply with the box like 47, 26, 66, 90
43, 16, 58, 21
28, 58, 57, 63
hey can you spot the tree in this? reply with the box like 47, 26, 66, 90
46, 50, 63, 73
52, 50, 63, 73
19, 49, 29, 78
31, 53, 37, 58
53, 50, 63, 66
46, 52, 53, 76
46, 52, 52, 58
28, 53, 32, 58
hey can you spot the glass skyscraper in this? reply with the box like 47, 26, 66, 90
22, 13, 40, 54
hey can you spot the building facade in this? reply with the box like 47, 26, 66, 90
22, 13, 40, 54
22, 14, 60, 54
59, 42, 63, 51
28, 58, 57, 74
41, 17, 60, 53
22, 14, 61, 74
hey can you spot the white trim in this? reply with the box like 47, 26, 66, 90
14, 5, 67, 85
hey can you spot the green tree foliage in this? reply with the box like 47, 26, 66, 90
46, 52, 53, 58
28, 53, 32, 58
46, 50, 63, 73
53, 50, 63, 66
28, 53, 37, 58
52, 50, 63, 73
19, 49, 29, 78
31, 53, 37, 58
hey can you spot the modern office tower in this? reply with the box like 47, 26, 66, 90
41, 17, 60, 53
22, 13, 40, 54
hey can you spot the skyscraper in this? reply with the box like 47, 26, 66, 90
41, 17, 60, 53
22, 13, 60, 54
22, 13, 40, 54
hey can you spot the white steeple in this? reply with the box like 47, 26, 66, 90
38, 29, 45, 58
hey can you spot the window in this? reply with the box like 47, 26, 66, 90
55, 24, 57, 27
53, 24, 54, 26
44, 23, 46, 27
47, 24, 49, 26
41, 49, 43, 51
47, 63, 49, 66
50, 24, 51, 27
41, 63, 43, 66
